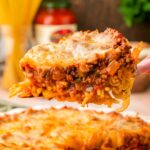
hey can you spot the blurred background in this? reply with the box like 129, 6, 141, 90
0, 0, 149, 113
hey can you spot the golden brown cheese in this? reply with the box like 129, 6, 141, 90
21, 29, 125, 67
0, 107, 149, 149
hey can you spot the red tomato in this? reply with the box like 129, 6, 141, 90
35, 8, 76, 25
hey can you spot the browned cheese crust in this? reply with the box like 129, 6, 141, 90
0, 107, 149, 149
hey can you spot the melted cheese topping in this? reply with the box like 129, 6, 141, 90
20, 29, 127, 67
0, 108, 149, 149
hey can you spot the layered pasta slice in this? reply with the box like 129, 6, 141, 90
10, 28, 142, 111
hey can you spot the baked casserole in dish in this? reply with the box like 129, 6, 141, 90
0, 107, 149, 149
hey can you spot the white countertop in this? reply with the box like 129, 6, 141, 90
0, 88, 149, 116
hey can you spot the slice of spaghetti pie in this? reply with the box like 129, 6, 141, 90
0, 107, 149, 149
10, 28, 142, 111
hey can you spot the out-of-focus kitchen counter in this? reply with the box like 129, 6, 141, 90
0, 88, 149, 116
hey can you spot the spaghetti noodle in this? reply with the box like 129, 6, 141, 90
0, 0, 42, 88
